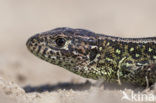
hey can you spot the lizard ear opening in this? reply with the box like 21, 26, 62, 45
89, 47, 98, 61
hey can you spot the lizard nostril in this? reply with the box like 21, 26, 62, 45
26, 36, 35, 48
26, 34, 39, 49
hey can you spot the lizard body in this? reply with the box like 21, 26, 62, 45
26, 27, 156, 86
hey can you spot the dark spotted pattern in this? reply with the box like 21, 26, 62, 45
27, 27, 156, 87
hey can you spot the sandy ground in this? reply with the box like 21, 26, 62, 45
1, 0, 156, 103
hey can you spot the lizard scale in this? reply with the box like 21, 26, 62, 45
26, 27, 156, 87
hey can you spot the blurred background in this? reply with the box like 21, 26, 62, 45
0, 0, 156, 87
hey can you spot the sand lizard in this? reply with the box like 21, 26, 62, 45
26, 27, 156, 87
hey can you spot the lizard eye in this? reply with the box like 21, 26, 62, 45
55, 37, 66, 47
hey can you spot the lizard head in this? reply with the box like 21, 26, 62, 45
26, 27, 99, 78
